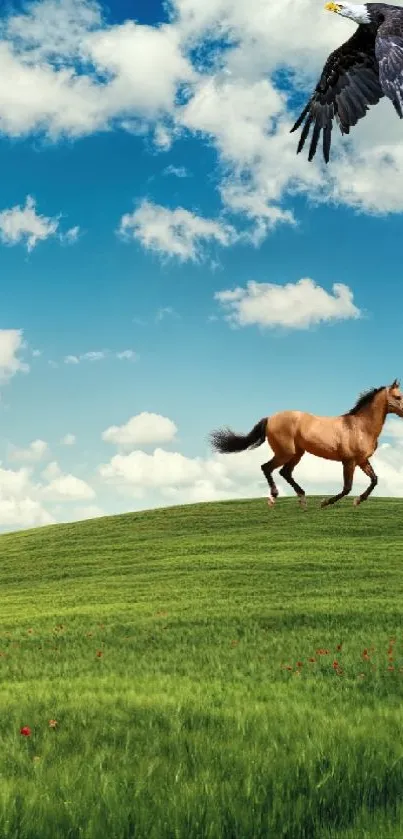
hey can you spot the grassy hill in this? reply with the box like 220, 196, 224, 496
1, 497, 403, 838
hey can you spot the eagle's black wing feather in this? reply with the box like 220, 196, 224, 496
291, 26, 383, 163
376, 17, 403, 119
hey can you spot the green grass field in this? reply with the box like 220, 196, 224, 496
1, 496, 403, 839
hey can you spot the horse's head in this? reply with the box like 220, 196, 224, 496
386, 379, 403, 418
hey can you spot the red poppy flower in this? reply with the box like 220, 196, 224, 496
336, 644, 342, 652
296, 661, 303, 668
20, 726, 31, 736
96, 650, 103, 658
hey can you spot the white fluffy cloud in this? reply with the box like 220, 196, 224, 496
64, 349, 137, 364
79, 351, 105, 362
164, 165, 189, 178
0, 496, 54, 528
69, 504, 105, 521
87, 20, 193, 115
0, 196, 58, 251
0, 196, 80, 251
0, 458, 98, 530
41, 461, 61, 480
0, 465, 53, 528
215, 278, 361, 329
4, 0, 103, 62
60, 433, 76, 446
182, 76, 283, 166
0, 0, 192, 139
60, 225, 81, 245
102, 412, 178, 447
172, 0, 338, 60
116, 350, 137, 361
155, 306, 178, 323
99, 447, 206, 489
0, 329, 29, 383
383, 418, 403, 442
9, 439, 49, 463
118, 199, 238, 261
41, 473, 95, 501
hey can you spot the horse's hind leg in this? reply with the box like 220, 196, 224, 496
353, 459, 378, 506
321, 459, 355, 508
261, 455, 288, 506
279, 451, 306, 509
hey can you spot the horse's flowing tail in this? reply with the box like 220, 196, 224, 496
210, 417, 267, 454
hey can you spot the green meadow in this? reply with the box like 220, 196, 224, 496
1, 496, 403, 838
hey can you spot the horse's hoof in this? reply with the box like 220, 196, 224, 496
267, 496, 276, 508
353, 497, 360, 507
298, 496, 307, 511
320, 499, 328, 509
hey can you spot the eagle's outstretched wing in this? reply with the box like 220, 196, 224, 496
291, 27, 383, 163
376, 28, 403, 117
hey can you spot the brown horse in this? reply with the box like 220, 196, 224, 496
210, 379, 403, 508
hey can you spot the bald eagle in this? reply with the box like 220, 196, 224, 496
291, 3, 403, 162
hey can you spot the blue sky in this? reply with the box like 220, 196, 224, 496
1, 0, 403, 530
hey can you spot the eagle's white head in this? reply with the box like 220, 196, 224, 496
324, 2, 371, 24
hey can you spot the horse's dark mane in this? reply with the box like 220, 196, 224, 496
344, 386, 385, 416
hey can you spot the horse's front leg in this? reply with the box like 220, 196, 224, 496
321, 459, 355, 508
353, 459, 378, 506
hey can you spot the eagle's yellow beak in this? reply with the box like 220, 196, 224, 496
325, 2, 342, 11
